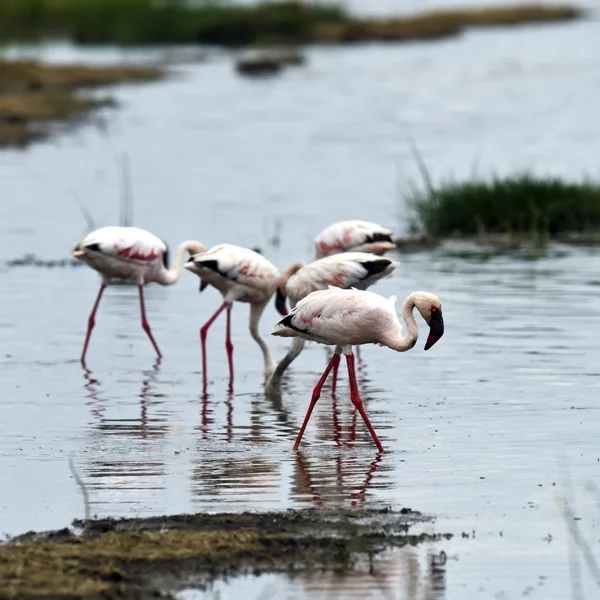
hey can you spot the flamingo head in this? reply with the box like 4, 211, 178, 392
413, 292, 444, 350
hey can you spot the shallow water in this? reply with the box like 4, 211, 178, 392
1, 3, 600, 598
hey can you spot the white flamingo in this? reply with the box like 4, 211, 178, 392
184, 244, 286, 388
72, 226, 205, 364
314, 220, 396, 259
267, 252, 399, 390
272, 287, 445, 452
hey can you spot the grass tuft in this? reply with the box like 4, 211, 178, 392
0, 1, 585, 47
408, 173, 600, 245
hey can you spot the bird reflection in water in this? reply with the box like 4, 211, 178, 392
293, 450, 387, 507
191, 386, 297, 504
81, 358, 170, 504
300, 546, 447, 600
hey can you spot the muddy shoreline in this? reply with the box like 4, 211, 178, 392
1, 507, 451, 599
0, 60, 164, 148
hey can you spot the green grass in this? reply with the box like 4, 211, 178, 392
408, 173, 600, 244
0, 1, 584, 47
0, 0, 347, 46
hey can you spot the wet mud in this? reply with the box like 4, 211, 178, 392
1, 507, 450, 599
0, 60, 163, 148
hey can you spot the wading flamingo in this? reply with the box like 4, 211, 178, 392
73, 226, 205, 364
266, 252, 399, 391
184, 244, 286, 388
314, 220, 396, 259
272, 287, 445, 452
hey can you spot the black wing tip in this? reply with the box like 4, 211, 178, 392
365, 232, 393, 244
362, 257, 393, 277
190, 259, 234, 280
278, 312, 304, 333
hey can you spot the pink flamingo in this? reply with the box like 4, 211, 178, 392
73, 226, 205, 364
314, 220, 396, 259
267, 252, 399, 391
272, 287, 445, 452
184, 244, 286, 388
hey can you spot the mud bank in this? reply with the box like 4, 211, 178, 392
0, 60, 163, 148
0, 507, 451, 599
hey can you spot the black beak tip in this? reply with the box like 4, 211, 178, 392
424, 313, 444, 350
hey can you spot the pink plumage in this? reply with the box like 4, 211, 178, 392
272, 286, 445, 452
267, 252, 399, 392
185, 244, 283, 389
73, 226, 205, 363
282, 252, 398, 309
314, 220, 396, 259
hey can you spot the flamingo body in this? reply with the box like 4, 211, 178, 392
314, 220, 396, 259
286, 253, 398, 307
73, 226, 169, 283
272, 287, 444, 452
185, 244, 282, 387
73, 226, 205, 363
274, 287, 401, 347
187, 244, 279, 304
268, 253, 398, 391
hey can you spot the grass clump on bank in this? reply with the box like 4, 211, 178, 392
0, 1, 585, 47
408, 174, 600, 245
0, 60, 162, 147
0, 0, 346, 46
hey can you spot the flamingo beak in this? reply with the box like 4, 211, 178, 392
275, 288, 288, 316
424, 310, 444, 350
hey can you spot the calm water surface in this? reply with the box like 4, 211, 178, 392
1, 4, 600, 598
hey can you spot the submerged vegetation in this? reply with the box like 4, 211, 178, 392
0, 59, 162, 147
0, 1, 585, 47
408, 173, 600, 246
0, 507, 449, 599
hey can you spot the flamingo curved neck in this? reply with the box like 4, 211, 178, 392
388, 294, 420, 352
250, 303, 277, 380
265, 337, 305, 391
157, 241, 204, 285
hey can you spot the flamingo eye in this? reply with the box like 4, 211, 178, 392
431, 306, 438, 313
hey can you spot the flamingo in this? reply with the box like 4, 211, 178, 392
266, 252, 399, 391
72, 226, 205, 364
272, 287, 445, 452
184, 244, 286, 388
314, 220, 396, 259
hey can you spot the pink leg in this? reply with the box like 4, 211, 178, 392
201, 301, 228, 386
346, 352, 384, 453
293, 352, 341, 450
331, 354, 339, 394
138, 285, 162, 358
80, 283, 106, 365
225, 304, 234, 384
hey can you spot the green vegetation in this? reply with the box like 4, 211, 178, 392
0, 0, 346, 46
408, 173, 600, 245
0, 1, 585, 47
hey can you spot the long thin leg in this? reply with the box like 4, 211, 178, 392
138, 285, 162, 358
346, 352, 384, 453
80, 283, 106, 365
293, 352, 341, 450
201, 301, 228, 387
225, 304, 234, 384
331, 352, 340, 395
